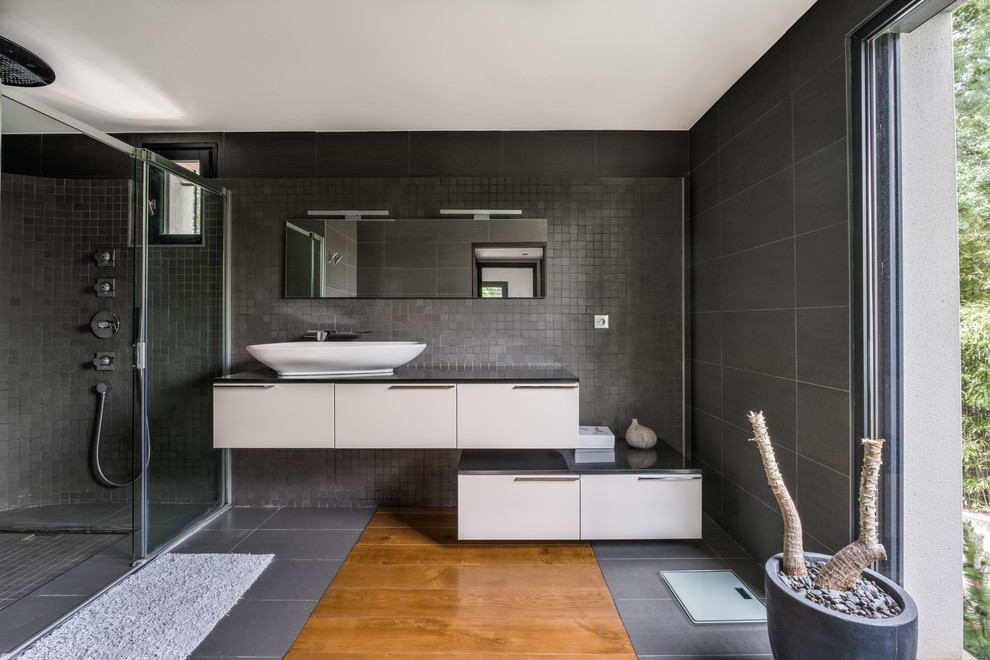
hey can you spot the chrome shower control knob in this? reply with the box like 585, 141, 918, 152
94, 279, 115, 297
94, 248, 115, 267
90, 311, 120, 338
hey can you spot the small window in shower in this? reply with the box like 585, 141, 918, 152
144, 143, 217, 246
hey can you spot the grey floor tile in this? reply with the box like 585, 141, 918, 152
204, 507, 279, 530
592, 539, 713, 560
704, 526, 755, 559
242, 559, 343, 601
233, 529, 363, 559
189, 598, 317, 657
0, 503, 130, 529
0, 594, 87, 652
257, 507, 376, 530
172, 529, 252, 554
598, 557, 726, 600
95, 534, 135, 560
188, 657, 282, 659
638, 656, 772, 659
615, 598, 772, 657
722, 556, 767, 599
31, 556, 132, 597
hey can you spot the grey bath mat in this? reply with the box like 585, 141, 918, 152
19, 552, 273, 660
659, 569, 767, 624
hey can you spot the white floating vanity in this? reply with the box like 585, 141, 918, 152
456, 445, 702, 541
212, 366, 580, 449
213, 364, 702, 541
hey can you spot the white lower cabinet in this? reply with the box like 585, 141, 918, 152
335, 383, 457, 448
456, 383, 579, 448
457, 471, 702, 540
213, 383, 334, 448
457, 474, 581, 540
580, 474, 702, 539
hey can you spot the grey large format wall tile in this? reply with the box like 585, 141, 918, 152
225, 175, 684, 507
688, 0, 862, 558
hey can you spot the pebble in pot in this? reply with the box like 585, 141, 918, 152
625, 418, 657, 449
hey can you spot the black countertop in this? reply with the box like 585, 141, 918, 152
216, 365, 579, 384
458, 440, 700, 475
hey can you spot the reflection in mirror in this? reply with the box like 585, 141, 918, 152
474, 244, 545, 298
284, 216, 547, 299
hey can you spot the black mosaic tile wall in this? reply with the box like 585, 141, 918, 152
224, 175, 685, 507
145, 187, 225, 507
687, 0, 887, 560
0, 173, 136, 511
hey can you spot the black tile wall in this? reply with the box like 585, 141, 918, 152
687, 0, 867, 558
408, 132, 502, 176
222, 175, 684, 507
1, 173, 135, 511
221, 132, 318, 178
502, 131, 596, 177
1, 157, 226, 517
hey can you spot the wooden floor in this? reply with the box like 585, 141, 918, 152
285, 507, 636, 658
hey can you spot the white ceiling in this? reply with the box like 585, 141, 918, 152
0, 0, 815, 133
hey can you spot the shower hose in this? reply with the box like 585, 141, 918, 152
92, 382, 150, 488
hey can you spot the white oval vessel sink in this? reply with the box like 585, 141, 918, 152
246, 341, 426, 377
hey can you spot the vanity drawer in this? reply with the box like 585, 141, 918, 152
580, 473, 702, 539
456, 383, 579, 448
335, 383, 457, 448
457, 474, 581, 540
213, 383, 334, 448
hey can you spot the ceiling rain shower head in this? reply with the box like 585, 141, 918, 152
0, 36, 55, 87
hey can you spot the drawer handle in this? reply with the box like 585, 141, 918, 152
637, 475, 701, 481
214, 384, 275, 389
511, 385, 578, 390
387, 385, 455, 390
513, 476, 579, 482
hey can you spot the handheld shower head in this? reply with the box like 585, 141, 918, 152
96, 383, 111, 395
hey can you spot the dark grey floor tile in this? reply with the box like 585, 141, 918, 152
722, 556, 768, 599
242, 559, 343, 601
592, 539, 713, 560
0, 502, 131, 529
31, 556, 132, 597
598, 557, 725, 600
95, 534, 135, 560
615, 598, 772, 657
188, 657, 282, 660
172, 529, 252, 554
257, 507, 376, 530
704, 527, 755, 559
204, 507, 279, 531
189, 598, 317, 657
0, 594, 87, 652
233, 529, 363, 559
638, 655, 772, 659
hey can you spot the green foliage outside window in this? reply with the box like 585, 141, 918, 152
956, 0, 990, 513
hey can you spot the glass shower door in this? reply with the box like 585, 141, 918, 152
136, 156, 229, 557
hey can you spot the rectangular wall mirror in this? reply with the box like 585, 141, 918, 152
284, 212, 547, 299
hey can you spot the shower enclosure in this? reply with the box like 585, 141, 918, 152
0, 89, 230, 652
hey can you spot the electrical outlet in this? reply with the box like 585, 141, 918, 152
594, 314, 609, 329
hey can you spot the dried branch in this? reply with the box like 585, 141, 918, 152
814, 438, 888, 591
747, 411, 808, 578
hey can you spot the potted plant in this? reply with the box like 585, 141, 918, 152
746, 411, 918, 660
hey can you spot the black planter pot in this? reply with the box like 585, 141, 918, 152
764, 552, 918, 660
